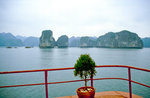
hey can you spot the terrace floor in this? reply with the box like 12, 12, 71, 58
57, 91, 142, 98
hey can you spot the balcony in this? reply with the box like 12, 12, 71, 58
0, 65, 150, 98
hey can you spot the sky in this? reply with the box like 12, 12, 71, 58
0, 0, 150, 39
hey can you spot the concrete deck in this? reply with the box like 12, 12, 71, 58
57, 91, 143, 98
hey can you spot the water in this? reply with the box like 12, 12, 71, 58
0, 47, 150, 98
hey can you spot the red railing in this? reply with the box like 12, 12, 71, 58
0, 65, 150, 98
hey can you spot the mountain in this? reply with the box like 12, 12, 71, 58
80, 36, 97, 47
57, 35, 69, 48
16, 35, 39, 47
97, 30, 143, 48
0, 30, 146, 48
69, 36, 80, 47
142, 37, 150, 47
0, 32, 23, 46
0, 32, 39, 47
39, 30, 55, 48
23, 37, 39, 47
16, 35, 27, 42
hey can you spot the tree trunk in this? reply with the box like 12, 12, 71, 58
85, 76, 87, 89
91, 74, 93, 87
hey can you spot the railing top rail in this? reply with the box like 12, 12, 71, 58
0, 67, 74, 74
0, 65, 150, 74
96, 65, 150, 72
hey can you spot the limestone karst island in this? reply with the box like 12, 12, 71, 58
39, 30, 143, 48
0, 30, 148, 48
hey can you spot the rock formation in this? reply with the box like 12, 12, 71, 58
142, 37, 150, 47
0, 30, 144, 48
97, 30, 143, 48
69, 36, 80, 47
80, 37, 97, 47
23, 37, 39, 47
0, 32, 23, 46
39, 30, 55, 48
57, 35, 68, 48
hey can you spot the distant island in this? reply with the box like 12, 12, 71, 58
0, 30, 150, 48
39, 30, 69, 48
39, 30, 143, 48
142, 37, 150, 47
0, 32, 39, 47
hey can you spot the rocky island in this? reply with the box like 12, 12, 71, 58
0, 30, 146, 48
96, 30, 143, 48
39, 30, 56, 48
69, 36, 80, 47
80, 37, 97, 47
142, 37, 150, 47
57, 35, 69, 48
0, 32, 23, 46
39, 30, 143, 48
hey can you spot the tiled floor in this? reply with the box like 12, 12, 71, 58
57, 91, 142, 98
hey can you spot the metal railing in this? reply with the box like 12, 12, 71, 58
0, 65, 150, 98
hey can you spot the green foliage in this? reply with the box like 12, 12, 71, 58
74, 54, 96, 79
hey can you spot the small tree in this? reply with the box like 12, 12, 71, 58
74, 54, 96, 88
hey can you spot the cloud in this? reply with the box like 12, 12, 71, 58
0, 0, 150, 38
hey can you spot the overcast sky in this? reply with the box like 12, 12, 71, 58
0, 0, 150, 39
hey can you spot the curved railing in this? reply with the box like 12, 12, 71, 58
0, 65, 150, 98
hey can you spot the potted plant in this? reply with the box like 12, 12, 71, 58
74, 54, 96, 98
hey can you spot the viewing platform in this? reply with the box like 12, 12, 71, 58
0, 65, 150, 98
57, 91, 142, 98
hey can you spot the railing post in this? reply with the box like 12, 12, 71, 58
45, 71, 48, 98
128, 67, 132, 98
91, 74, 93, 87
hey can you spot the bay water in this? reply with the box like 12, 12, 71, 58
0, 47, 150, 98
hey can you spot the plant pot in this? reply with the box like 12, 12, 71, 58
77, 86, 95, 98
